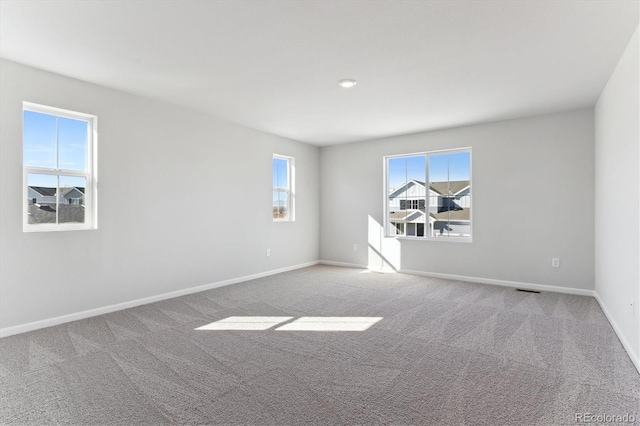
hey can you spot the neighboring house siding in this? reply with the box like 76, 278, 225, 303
389, 181, 470, 212
27, 187, 56, 205
388, 181, 433, 211
27, 187, 40, 204
62, 188, 85, 205
388, 180, 471, 238
454, 188, 471, 208
27, 186, 85, 205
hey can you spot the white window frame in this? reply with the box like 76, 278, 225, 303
23, 102, 98, 232
384, 147, 472, 242
273, 154, 295, 222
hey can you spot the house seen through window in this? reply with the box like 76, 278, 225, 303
23, 102, 97, 231
386, 148, 471, 240
273, 154, 294, 221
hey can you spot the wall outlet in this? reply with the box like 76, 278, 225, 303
551, 258, 560, 268
266, 249, 271, 257
353, 244, 358, 251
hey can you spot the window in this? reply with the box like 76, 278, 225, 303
385, 148, 471, 241
272, 154, 294, 221
400, 199, 425, 210
23, 102, 97, 231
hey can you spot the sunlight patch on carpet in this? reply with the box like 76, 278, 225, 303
275, 316, 383, 331
195, 316, 383, 331
195, 316, 293, 330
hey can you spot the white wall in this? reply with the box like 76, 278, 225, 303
320, 109, 595, 291
594, 26, 639, 367
0, 59, 319, 332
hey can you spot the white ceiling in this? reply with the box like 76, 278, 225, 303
1, 1, 638, 146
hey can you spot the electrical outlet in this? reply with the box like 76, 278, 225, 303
353, 244, 357, 251
551, 258, 560, 268
266, 249, 271, 257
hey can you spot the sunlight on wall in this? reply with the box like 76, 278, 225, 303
368, 215, 401, 272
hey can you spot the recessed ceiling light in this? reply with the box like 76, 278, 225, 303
338, 79, 357, 88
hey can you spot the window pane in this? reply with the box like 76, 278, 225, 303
447, 209, 471, 238
27, 174, 57, 225
448, 151, 471, 181
429, 197, 471, 238
273, 158, 288, 189
428, 151, 471, 239
429, 154, 449, 195
273, 190, 289, 220
23, 111, 57, 169
279, 191, 289, 220
272, 190, 279, 219
58, 176, 86, 224
388, 155, 425, 237
273, 156, 294, 221
58, 117, 88, 171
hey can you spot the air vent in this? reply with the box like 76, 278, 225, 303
516, 288, 541, 294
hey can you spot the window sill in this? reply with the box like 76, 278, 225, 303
388, 235, 472, 243
23, 225, 96, 233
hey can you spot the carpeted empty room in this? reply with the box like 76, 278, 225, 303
2, 1, 640, 425
1, 265, 639, 425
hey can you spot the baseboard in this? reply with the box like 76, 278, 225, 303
318, 260, 367, 269
399, 268, 595, 296
0, 260, 319, 338
318, 261, 595, 296
593, 292, 640, 374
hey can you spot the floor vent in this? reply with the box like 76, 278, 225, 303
516, 288, 541, 294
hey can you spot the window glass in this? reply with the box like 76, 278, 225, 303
26, 174, 57, 225
58, 176, 86, 224
273, 155, 294, 221
23, 111, 57, 169
23, 103, 96, 231
58, 117, 88, 171
387, 155, 425, 237
386, 149, 471, 241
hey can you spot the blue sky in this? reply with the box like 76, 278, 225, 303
272, 157, 288, 207
24, 110, 88, 188
388, 152, 470, 191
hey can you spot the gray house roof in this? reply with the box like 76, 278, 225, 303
29, 186, 85, 198
27, 204, 85, 224
29, 186, 57, 197
389, 179, 425, 199
60, 187, 85, 197
389, 210, 424, 222
390, 208, 470, 223
428, 181, 469, 196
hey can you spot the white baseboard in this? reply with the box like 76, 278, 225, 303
593, 292, 640, 374
319, 261, 594, 296
0, 260, 319, 338
399, 268, 596, 296
318, 260, 367, 269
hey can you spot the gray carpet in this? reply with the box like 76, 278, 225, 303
1, 265, 638, 425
